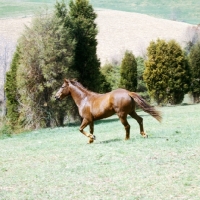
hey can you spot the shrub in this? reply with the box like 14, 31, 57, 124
120, 51, 137, 91
144, 39, 191, 105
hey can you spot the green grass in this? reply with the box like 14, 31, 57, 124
0, 104, 200, 199
0, 0, 199, 24
0, 0, 57, 18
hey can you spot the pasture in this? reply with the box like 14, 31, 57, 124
0, 0, 199, 24
0, 104, 200, 199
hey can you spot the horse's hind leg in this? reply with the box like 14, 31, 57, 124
89, 121, 96, 140
129, 111, 148, 138
79, 118, 95, 143
118, 113, 130, 140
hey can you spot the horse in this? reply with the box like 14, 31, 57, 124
55, 79, 162, 143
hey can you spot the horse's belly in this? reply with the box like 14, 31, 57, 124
92, 97, 115, 120
93, 109, 115, 120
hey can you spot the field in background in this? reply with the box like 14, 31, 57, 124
0, 0, 199, 24
1, 104, 200, 199
0, 0, 56, 18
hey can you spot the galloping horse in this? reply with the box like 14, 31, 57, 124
55, 79, 162, 143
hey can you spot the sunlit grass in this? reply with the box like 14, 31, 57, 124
0, 104, 200, 199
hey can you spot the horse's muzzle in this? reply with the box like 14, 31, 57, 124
55, 96, 61, 101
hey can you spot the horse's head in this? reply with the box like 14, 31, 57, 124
55, 79, 70, 101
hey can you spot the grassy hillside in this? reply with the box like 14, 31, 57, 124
1, 104, 200, 199
92, 0, 200, 25
0, 0, 199, 24
0, 0, 56, 18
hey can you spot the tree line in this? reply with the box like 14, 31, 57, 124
4, 0, 200, 133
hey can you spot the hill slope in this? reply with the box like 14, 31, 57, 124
0, 9, 195, 101
96, 9, 193, 64
0, 9, 194, 65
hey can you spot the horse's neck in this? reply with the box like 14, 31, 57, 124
69, 84, 88, 107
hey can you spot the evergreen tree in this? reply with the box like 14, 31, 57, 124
136, 56, 149, 100
15, 10, 75, 129
100, 63, 120, 90
5, 46, 20, 130
68, 0, 106, 92
136, 56, 147, 92
144, 39, 191, 105
120, 51, 137, 91
189, 42, 200, 103
167, 40, 191, 104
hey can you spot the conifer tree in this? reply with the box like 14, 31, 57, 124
189, 42, 200, 102
5, 46, 20, 129
15, 10, 75, 129
120, 51, 137, 91
144, 39, 191, 105
101, 63, 120, 90
68, 0, 107, 92
136, 56, 149, 100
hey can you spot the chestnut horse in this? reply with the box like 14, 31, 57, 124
55, 79, 162, 143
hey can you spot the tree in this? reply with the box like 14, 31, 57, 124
120, 51, 137, 91
5, 46, 20, 129
144, 39, 191, 105
101, 63, 120, 90
167, 40, 191, 104
184, 25, 200, 54
11, 10, 76, 130
189, 42, 200, 103
136, 56, 149, 100
67, 0, 108, 92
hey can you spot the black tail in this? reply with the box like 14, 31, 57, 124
128, 92, 162, 122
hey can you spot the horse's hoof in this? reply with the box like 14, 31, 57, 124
141, 132, 148, 138
90, 135, 96, 140
88, 139, 94, 144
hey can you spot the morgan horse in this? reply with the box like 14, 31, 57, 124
55, 79, 162, 143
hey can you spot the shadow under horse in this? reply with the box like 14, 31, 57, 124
55, 79, 162, 143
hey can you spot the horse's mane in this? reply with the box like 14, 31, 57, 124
70, 80, 98, 95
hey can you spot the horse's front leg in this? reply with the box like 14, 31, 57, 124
79, 118, 95, 144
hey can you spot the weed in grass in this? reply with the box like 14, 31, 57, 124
0, 124, 12, 138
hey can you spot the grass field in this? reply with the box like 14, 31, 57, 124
0, 104, 200, 199
0, 0, 199, 24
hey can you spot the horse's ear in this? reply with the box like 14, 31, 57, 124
64, 79, 70, 85
72, 78, 77, 82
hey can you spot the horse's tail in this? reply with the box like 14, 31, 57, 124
128, 92, 162, 122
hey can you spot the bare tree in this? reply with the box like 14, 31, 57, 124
184, 25, 200, 54
0, 36, 16, 116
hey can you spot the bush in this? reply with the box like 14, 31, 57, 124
189, 41, 200, 103
0, 119, 12, 138
101, 63, 120, 90
120, 51, 137, 91
144, 39, 191, 105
